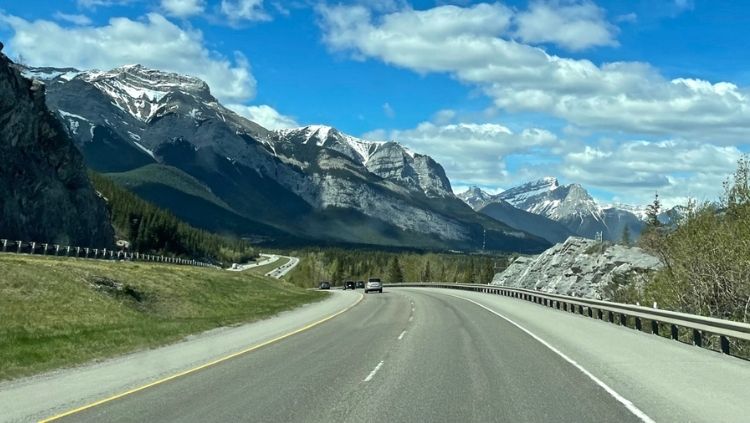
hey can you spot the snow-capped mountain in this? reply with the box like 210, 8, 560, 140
19, 63, 548, 253
457, 186, 496, 210
271, 125, 453, 198
459, 178, 646, 242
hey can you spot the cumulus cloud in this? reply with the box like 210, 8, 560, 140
0, 13, 256, 103
53, 12, 92, 26
318, 3, 750, 142
514, 1, 618, 51
227, 104, 299, 130
365, 121, 559, 186
161, 0, 205, 18
220, 0, 271, 23
544, 138, 741, 207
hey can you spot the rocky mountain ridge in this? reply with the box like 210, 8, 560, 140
19, 63, 548, 252
459, 179, 646, 241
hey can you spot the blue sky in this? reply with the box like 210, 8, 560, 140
2, 0, 749, 207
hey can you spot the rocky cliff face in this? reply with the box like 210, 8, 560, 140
0, 54, 113, 246
492, 237, 662, 299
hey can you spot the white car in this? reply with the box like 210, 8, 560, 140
365, 278, 382, 293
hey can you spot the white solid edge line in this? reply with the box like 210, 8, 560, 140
443, 293, 656, 423
398, 330, 407, 340
363, 361, 384, 382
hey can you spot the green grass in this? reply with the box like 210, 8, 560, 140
248, 257, 291, 275
0, 254, 326, 381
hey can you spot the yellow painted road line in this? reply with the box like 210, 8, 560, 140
39, 293, 364, 422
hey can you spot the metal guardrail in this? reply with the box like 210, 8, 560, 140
0, 238, 217, 268
385, 282, 750, 356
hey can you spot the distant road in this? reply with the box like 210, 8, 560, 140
38, 288, 750, 423
265, 255, 299, 279
226, 253, 299, 278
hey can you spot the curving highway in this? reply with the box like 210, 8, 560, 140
30, 287, 750, 423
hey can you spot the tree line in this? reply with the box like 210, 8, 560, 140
285, 248, 506, 288
611, 156, 750, 325
89, 172, 256, 265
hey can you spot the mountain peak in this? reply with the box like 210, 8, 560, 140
82, 64, 212, 100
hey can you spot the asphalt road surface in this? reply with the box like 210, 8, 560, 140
52, 288, 660, 423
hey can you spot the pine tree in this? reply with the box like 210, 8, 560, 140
645, 192, 662, 228
387, 257, 403, 283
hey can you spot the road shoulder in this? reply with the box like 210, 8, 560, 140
0, 290, 361, 423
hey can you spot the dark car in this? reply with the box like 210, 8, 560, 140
319, 281, 331, 290
355, 281, 365, 289
343, 281, 356, 290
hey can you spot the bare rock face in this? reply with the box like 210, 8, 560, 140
0, 54, 114, 246
492, 237, 662, 299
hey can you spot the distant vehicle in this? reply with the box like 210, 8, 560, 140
231, 263, 239, 269
318, 281, 331, 290
343, 281, 355, 290
355, 281, 365, 289
365, 278, 382, 294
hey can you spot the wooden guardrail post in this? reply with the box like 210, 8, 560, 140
16, 240, 23, 254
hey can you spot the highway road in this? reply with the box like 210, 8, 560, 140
38, 287, 750, 423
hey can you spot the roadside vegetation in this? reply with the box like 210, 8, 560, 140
285, 249, 506, 288
624, 157, 750, 324
0, 254, 325, 381
90, 172, 256, 265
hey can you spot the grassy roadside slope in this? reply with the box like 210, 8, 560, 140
0, 254, 325, 381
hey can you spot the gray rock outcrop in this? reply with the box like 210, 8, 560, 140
0, 54, 114, 246
492, 237, 662, 299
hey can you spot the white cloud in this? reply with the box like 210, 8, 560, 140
558, 139, 742, 207
77, 0, 136, 8
318, 3, 750, 142
382, 102, 395, 118
53, 12, 92, 26
514, 1, 618, 51
161, 0, 205, 18
220, 0, 271, 23
227, 104, 299, 130
365, 121, 559, 186
0, 13, 256, 103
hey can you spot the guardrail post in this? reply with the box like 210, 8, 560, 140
651, 320, 659, 335
693, 329, 702, 347
17, 241, 23, 254
635, 317, 642, 331
41, 243, 48, 255
720, 336, 730, 354
619, 313, 627, 326
1, 239, 7, 252
608, 311, 614, 323
579, 305, 584, 315
587, 308, 593, 318
670, 324, 679, 340
54, 244, 60, 256
596, 309, 603, 320
30, 242, 36, 254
